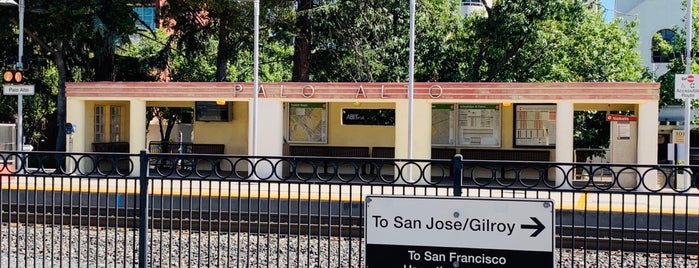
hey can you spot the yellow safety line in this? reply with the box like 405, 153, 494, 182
576, 192, 588, 210
0, 183, 362, 202
2, 181, 697, 215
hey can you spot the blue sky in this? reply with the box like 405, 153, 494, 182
600, 0, 615, 21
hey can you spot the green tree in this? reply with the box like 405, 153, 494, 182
158, 0, 294, 82
0, 0, 142, 152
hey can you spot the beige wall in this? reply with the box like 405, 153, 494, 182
193, 101, 249, 154
83, 99, 645, 159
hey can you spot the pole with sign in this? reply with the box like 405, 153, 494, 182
675, 74, 695, 189
365, 196, 554, 268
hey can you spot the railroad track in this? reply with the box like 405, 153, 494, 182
1, 204, 696, 255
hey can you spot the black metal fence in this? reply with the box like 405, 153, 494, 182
0, 150, 697, 267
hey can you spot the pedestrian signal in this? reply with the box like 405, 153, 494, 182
2, 70, 23, 84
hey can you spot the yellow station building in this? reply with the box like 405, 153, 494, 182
65, 81, 660, 184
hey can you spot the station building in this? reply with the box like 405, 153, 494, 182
65, 81, 660, 184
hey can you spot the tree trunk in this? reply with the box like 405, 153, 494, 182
292, 0, 312, 82
216, 15, 232, 82
93, 38, 116, 81
54, 49, 67, 152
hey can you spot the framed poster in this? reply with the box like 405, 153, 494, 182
431, 104, 455, 145
457, 104, 501, 147
514, 104, 556, 147
287, 103, 328, 143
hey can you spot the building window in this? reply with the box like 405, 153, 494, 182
110, 106, 122, 142
134, 6, 156, 31
95, 106, 105, 142
652, 29, 677, 63
461, 0, 483, 6
95, 105, 123, 143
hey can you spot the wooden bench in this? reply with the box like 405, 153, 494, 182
371, 147, 395, 158
432, 148, 458, 159
288, 145, 370, 157
148, 141, 225, 155
288, 145, 370, 174
459, 149, 550, 162
92, 142, 129, 153
148, 142, 225, 171
459, 149, 551, 180
91, 142, 130, 173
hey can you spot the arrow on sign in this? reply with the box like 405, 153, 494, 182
521, 217, 545, 237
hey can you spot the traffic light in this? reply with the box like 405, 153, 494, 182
2, 70, 23, 84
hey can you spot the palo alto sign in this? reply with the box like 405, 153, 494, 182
2, 84, 34, 95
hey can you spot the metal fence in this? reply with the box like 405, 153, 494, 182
0, 150, 697, 267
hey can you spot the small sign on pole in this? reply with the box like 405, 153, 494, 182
675, 74, 699, 98
2, 84, 34, 95
673, 130, 686, 144
365, 196, 555, 267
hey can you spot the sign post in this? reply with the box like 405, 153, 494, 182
365, 196, 554, 268
675, 74, 696, 189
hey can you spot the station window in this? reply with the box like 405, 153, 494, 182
94, 105, 123, 142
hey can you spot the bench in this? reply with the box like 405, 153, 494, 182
371, 147, 395, 158
148, 141, 225, 171
459, 149, 550, 162
148, 142, 225, 155
288, 146, 370, 158
459, 149, 551, 180
288, 145, 371, 174
91, 142, 130, 174
432, 148, 458, 159
92, 142, 129, 153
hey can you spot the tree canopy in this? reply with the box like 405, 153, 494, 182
0, 0, 653, 152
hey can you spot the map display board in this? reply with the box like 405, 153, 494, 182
288, 103, 327, 143
515, 104, 556, 147
431, 104, 455, 145
457, 104, 501, 147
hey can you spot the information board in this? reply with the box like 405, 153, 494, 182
515, 104, 556, 147
457, 104, 501, 147
365, 196, 554, 268
431, 104, 454, 145
675, 74, 699, 98
288, 102, 327, 143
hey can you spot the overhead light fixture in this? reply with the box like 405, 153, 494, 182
216, 100, 226, 105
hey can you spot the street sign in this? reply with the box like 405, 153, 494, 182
675, 74, 699, 98
365, 196, 554, 268
2, 84, 34, 95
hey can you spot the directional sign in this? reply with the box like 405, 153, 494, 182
3, 85, 34, 95
365, 196, 554, 268
675, 74, 699, 98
